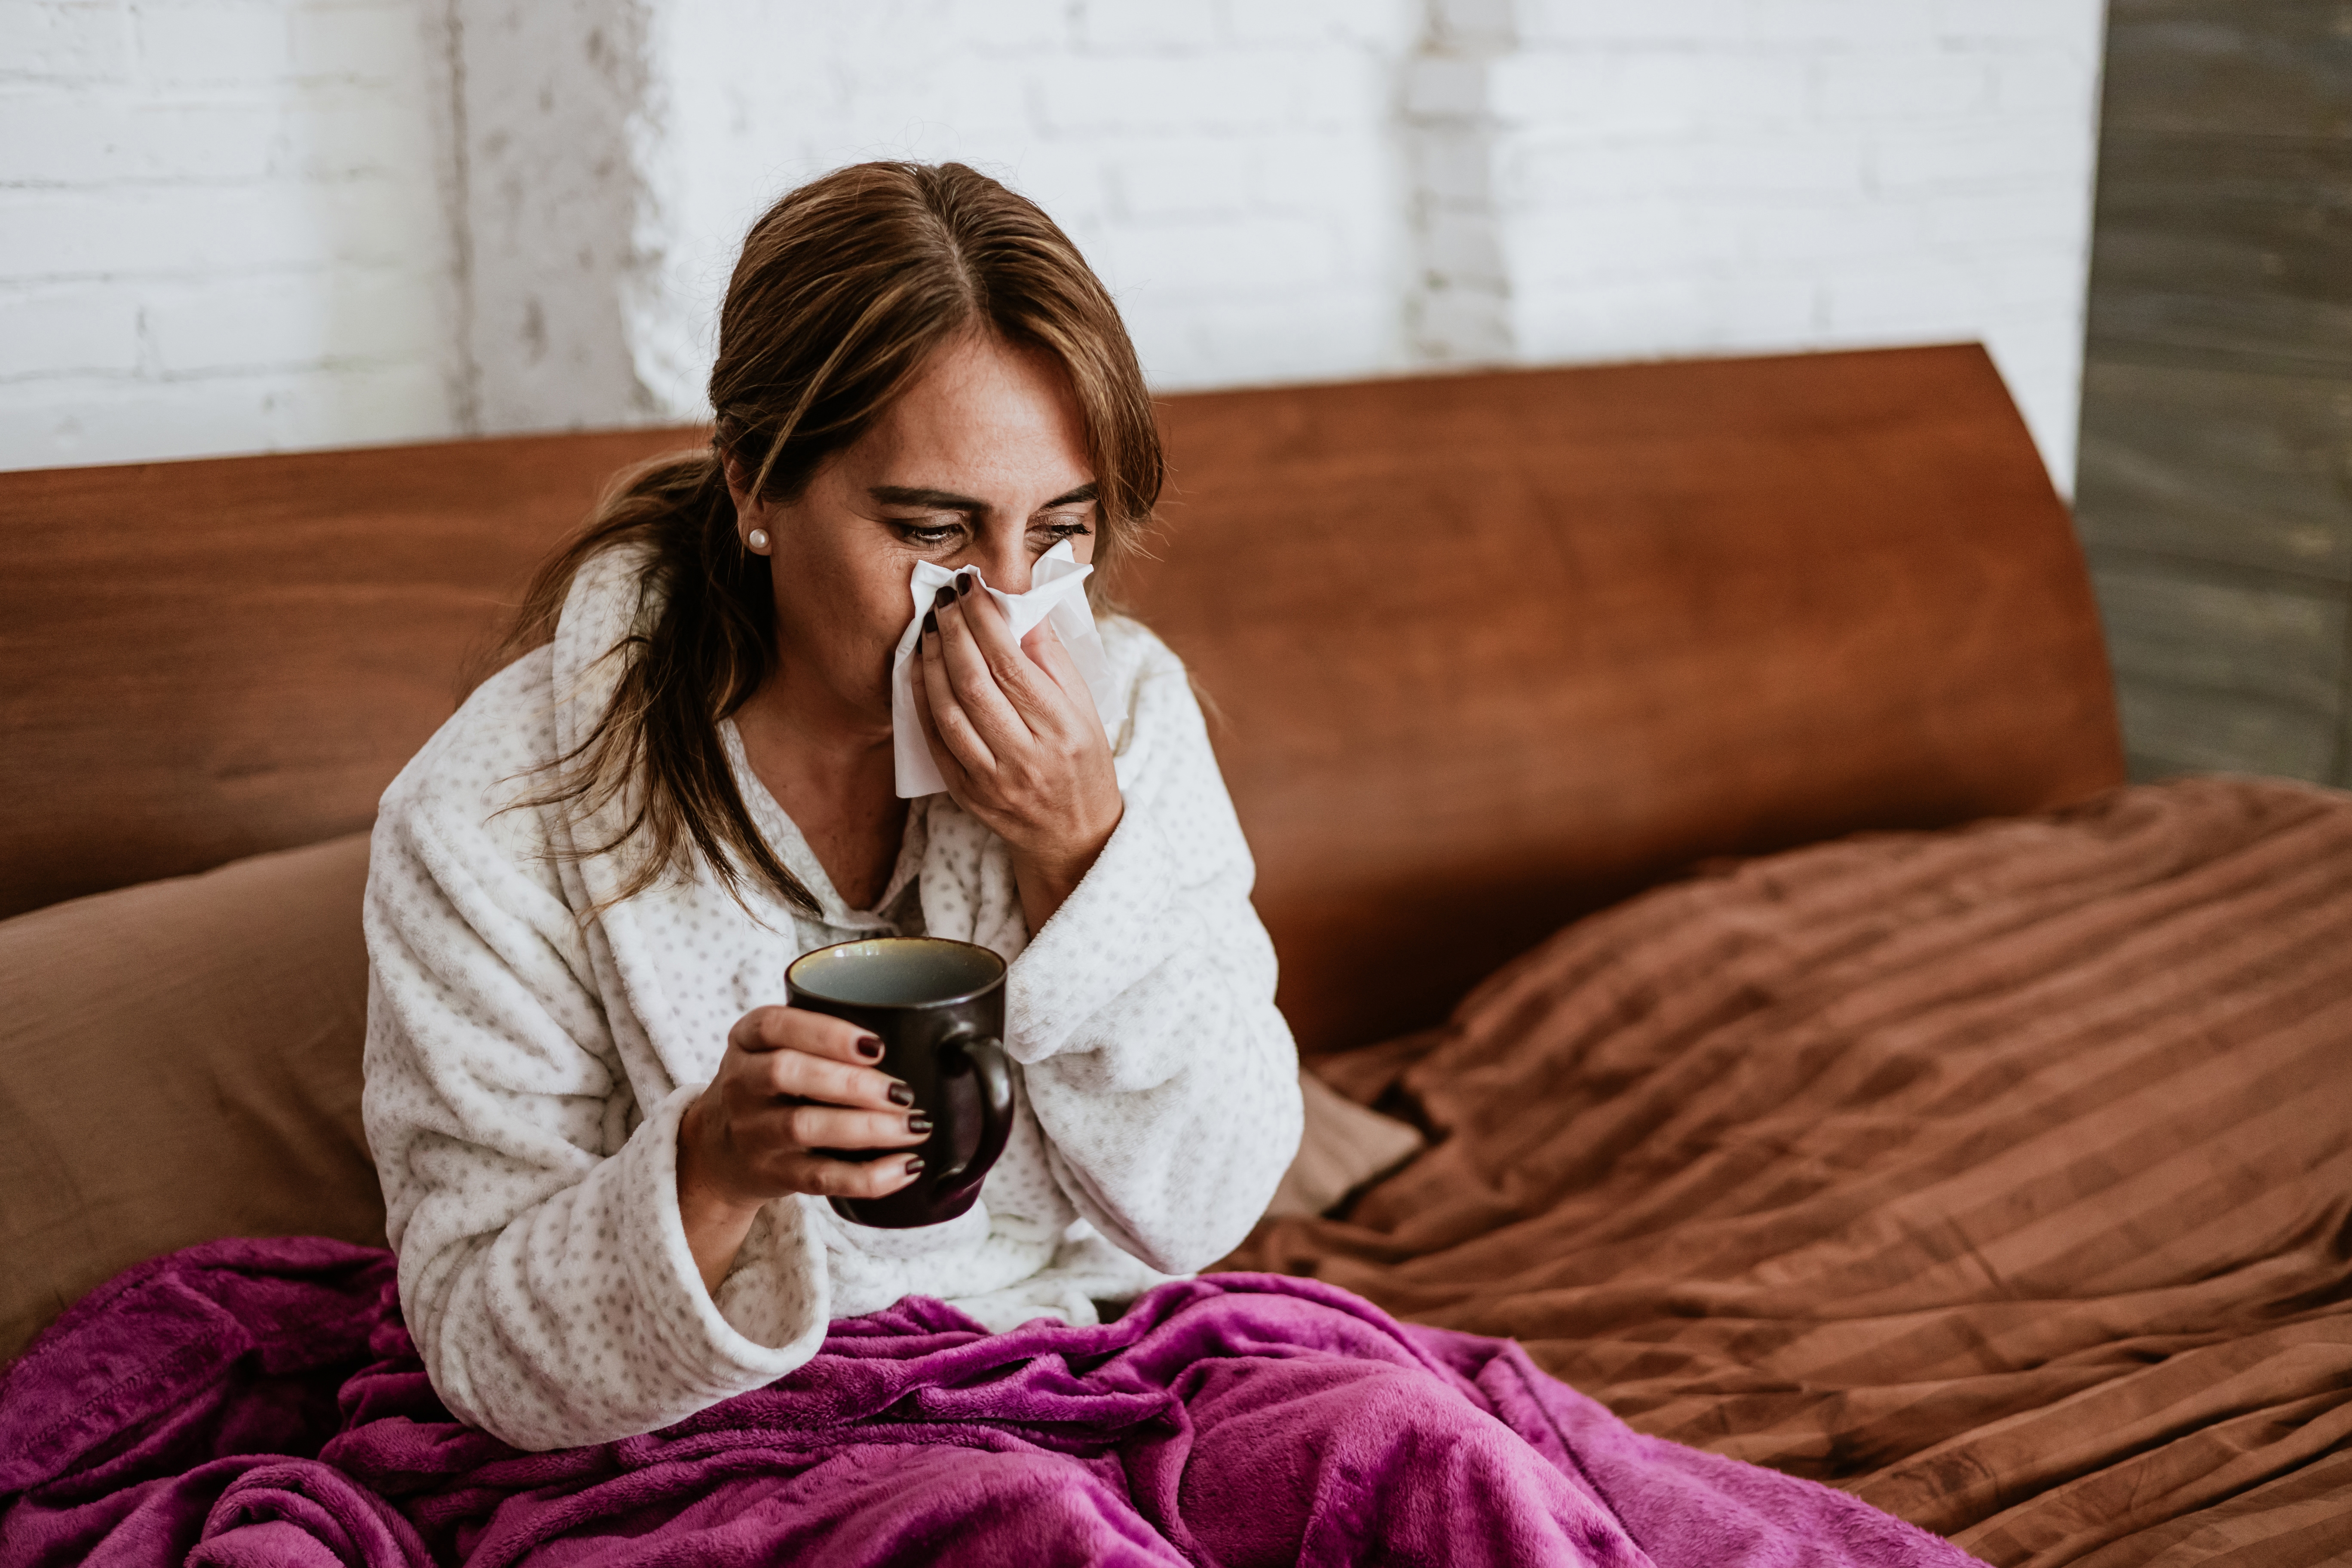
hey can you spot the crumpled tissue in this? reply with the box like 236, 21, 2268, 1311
889, 539, 1116, 798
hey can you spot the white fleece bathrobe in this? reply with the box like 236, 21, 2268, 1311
361, 546, 1302, 1452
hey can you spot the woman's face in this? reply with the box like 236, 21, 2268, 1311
732, 331, 1100, 730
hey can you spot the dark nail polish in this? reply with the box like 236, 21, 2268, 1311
855, 1035, 883, 1060
922, 609, 937, 636
933, 584, 956, 609
887, 1081, 913, 1107
956, 572, 974, 597
903, 1155, 926, 1176
907, 1115, 934, 1135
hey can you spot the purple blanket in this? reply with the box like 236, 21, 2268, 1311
0, 1239, 1976, 1566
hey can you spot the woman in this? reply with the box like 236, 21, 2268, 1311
362, 161, 1303, 1452
354, 163, 1978, 1566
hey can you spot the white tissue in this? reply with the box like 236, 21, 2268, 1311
890, 539, 1117, 798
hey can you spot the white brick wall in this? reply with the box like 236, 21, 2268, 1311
1, 0, 2107, 490
609, 0, 1421, 423
1409, 0, 2107, 484
0, 0, 462, 469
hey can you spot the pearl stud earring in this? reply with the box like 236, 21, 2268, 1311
746, 528, 770, 551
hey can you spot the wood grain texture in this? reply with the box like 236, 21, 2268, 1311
2074, 0, 2352, 786
2074, 360, 2352, 579
2096, 561, 2346, 779
0, 428, 702, 918
2099, 1, 2352, 142
1121, 346, 2121, 1050
0, 347, 2122, 1051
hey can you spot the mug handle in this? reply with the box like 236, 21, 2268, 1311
936, 1034, 1013, 1189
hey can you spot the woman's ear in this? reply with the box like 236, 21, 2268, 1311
720, 451, 777, 555
720, 450, 753, 515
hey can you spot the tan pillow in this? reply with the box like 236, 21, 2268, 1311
0, 833, 384, 1360
1265, 1067, 1427, 1219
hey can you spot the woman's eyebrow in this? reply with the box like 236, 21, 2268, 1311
867, 482, 1099, 512
869, 484, 983, 511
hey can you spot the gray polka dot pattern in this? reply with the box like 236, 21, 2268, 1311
361, 546, 1302, 1452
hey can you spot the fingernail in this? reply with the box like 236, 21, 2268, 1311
933, 584, 956, 609
956, 572, 974, 597
855, 1035, 883, 1060
903, 1155, 926, 1176
922, 609, 937, 636
907, 1115, 933, 1135
887, 1082, 913, 1106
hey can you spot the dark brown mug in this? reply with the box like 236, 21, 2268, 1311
786, 936, 1014, 1230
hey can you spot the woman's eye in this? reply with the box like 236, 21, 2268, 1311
1033, 518, 1092, 545
897, 521, 964, 547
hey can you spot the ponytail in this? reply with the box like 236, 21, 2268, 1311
496, 448, 820, 915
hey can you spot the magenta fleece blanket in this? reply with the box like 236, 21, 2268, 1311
0, 1238, 1978, 1567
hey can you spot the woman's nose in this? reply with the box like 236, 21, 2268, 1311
964, 540, 1031, 596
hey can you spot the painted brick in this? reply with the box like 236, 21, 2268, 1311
1810, 49, 1992, 120
1504, 128, 1871, 205
1093, 212, 1339, 296
1739, 198, 1929, 264
1032, 54, 1306, 133
1412, 281, 1511, 360
1931, 0, 2105, 51
1506, 199, 1750, 287
144, 266, 440, 371
0, 284, 140, 376
263, 359, 453, 445
1424, 0, 1513, 50
1133, 282, 1406, 387
925, 0, 1073, 57
1512, 273, 1819, 361
0, 360, 454, 468
1869, 123, 2095, 191
1488, 49, 1814, 132
0, 98, 279, 184
1403, 56, 1490, 121
2, 2, 134, 81
288, 3, 421, 79
1222, 0, 1417, 49
1421, 208, 1505, 284
135, 3, 292, 83
0, 0, 2106, 495
1413, 125, 1493, 205
1249, 130, 1390, 220
281, 92, 435, 178
1922, 188, 2094, 249
1107, 138, 1265, 220
1075, 0, 1219, 53
1514, 0, 1752, 45
1748, 0, 1938, 45
1991, 49, 2108, 115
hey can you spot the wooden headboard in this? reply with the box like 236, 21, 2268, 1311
0, 344, 2122, 1052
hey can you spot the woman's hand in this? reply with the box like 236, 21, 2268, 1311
913, 573, 1123, 932
676, 1006, 929, 1292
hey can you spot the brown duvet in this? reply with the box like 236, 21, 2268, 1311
1221, 778, 2352, 1566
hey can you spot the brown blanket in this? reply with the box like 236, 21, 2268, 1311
1223, 778, 2352, 1566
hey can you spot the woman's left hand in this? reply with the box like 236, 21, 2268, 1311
913, 573, 1123, 930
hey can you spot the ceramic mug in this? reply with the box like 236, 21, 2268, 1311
785, 936, 1014, 1230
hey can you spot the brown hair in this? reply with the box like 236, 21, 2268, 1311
496, 161, 1163, 913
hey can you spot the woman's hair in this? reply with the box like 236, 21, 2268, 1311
495, 160, 1164, 914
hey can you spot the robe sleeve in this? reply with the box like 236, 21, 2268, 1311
1004, 634, 1305, 1273
361, 661, 829, 1452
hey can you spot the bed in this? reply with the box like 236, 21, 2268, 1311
3, 344, 2346, 1563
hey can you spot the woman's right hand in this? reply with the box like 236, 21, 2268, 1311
676, 1005, 929, 1291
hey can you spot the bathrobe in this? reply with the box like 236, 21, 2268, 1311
361, 545, 1302, 1452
